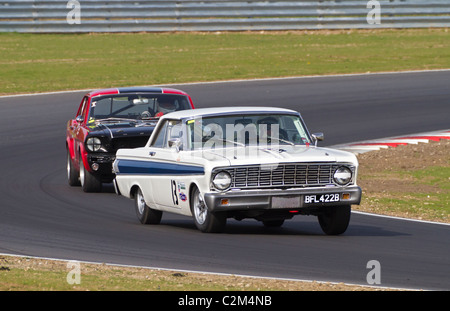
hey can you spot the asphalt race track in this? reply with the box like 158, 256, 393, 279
0, 70, 449, 290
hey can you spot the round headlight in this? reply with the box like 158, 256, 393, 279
212, 171, 232, 190
333, 166, 352, 185
86, 137, 102, 152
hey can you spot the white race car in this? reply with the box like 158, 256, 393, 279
113, 107, 362, 235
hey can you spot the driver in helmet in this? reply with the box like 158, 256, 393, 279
257, 116, 289, 143
155, 97, 177, 117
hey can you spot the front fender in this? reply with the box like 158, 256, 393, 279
79, 143, 91, 172
66, 135, 75, 160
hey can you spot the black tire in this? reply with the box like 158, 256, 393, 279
67, 150, 80, 186
190, 186, 226, 233
262, 219, 285, 227
134, 187, 162, 225
318, 205, 351, 235
79, 155, 102, 193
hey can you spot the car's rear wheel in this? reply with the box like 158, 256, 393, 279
191, 186, 226, 233
79, 155, 102, 193
318, 205, 351, 235
67, 150, 80, 187
134, 187, 162, 225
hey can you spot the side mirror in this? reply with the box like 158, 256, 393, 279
311, 132, 324, 147
168, 138, 182, 152
75, 115, 84, 123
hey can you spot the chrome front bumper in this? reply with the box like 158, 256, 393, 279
203, 186, 362, 212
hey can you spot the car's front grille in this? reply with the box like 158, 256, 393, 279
216, 163, 354, 189
110, 136, 149, 152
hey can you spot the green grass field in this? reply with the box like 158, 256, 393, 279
1, 28, 449, 95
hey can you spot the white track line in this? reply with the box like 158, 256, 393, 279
0, 252, 421, 291
1, 68, 450, 99
352, 211, 450, 226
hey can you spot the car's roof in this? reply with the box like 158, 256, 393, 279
87, 87, 189, 98
161, 107, 300, 120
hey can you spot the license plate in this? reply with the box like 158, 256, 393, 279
272, 196, 301, 208
304, 193, 340, 204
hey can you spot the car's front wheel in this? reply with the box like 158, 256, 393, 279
67, 150, 80, 187
79, 155, 102, 193
318, 205, 351, 235
190, 186, 226, 233
134, 187, 162, 225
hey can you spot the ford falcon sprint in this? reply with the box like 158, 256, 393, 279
113, 107, 362, 234
66, 87, 194, 192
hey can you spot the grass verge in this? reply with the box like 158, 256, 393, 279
0, 255, 384, 291
356, 139, 450, 223
1, 28, 449, 95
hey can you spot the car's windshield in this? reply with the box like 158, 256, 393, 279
88, 94, 191, 122
186, 114, 311, 150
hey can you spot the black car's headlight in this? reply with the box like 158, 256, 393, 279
86, 137, 102, 152
212, 171, 232, 190
333, 166, 353, 185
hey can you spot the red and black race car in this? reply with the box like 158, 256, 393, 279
66, 87, 195, 192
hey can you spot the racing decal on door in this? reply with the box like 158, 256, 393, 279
171, 180, 188, 204
171, 180, 179, 206
177, 181, 187, 202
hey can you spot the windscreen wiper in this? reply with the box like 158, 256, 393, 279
96, 117, 137, 123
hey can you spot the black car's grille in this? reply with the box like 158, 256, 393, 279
215, 163, 355, 189
110, 136, 149, 152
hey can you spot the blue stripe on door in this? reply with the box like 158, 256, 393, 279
117, 159, 204, 175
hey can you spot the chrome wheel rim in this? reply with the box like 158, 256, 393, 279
66, 153, 71, 181
79, 162, 85, 187
193, 190, 206, 225
136, 189, 145, 215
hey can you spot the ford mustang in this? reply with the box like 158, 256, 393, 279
66, 87, 194, 192
112, 107, 361, 235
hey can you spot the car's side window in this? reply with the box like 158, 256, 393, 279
151, 120, 169, 148
166, 120, 183, 149
76, 96, 88, 118
151, 120, 184, 149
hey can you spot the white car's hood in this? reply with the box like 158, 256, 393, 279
187, 145, 357, 167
